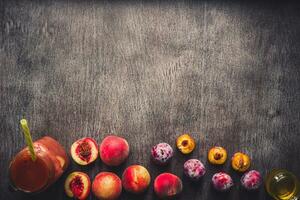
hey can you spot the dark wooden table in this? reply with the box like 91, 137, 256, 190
1, 1, 300, 199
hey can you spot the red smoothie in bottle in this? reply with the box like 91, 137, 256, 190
9, 136, 69, 193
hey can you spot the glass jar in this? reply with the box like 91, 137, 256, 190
265, 169, 300, 200
9, 136, 69, 193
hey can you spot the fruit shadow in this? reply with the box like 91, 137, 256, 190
208, 183, 232, 200
238, 180, 269, 200
182, 174, 205, 196
238, 187, 261, 200
74, 160, 97, 172
149, 157, 172, 173
228, 165, 243, 176
149, 191, 182, 200
206, 161, 228, 172
122, 190, 149, 200
95, 158, 129, 177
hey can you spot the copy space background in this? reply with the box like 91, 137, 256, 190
1, 0, 300, 199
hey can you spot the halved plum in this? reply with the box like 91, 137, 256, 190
71, 137, 98, 165
64, 172, 91, 200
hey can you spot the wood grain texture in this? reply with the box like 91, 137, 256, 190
1, 0, 300, 199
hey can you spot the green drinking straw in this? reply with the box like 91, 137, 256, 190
20, 119, 36, 161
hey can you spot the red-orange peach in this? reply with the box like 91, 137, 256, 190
154, 173, 183, 199
92, 172, 122, 200
99, 135, 129, 166
122, 165, 151, 194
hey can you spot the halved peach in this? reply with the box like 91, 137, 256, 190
71, 137, 98, 165
64, 172, 91, 200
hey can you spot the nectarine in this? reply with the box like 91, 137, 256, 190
99, 135, 129, 166
92, 172, 122, 200
154, 173, 182, 199
122, 165, 151, 194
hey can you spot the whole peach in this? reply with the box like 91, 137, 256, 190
99, 135, 129, 166
92, 172, 122, 200
122, 165, 151, 194
154, 173, 183, 199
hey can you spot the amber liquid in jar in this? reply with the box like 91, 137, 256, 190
265, 169, 300, 200
9, 136, 69, 193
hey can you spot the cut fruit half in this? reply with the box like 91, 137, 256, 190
71, 137, 98, 166
64, 172, 91, 200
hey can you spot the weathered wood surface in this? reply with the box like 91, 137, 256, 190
1, 1, 300, 199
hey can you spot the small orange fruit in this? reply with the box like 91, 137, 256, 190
208, 146, 227, 165
231, 152, 251, 172
176, 134, 196, 154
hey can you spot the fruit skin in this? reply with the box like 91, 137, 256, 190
241, 170, 262, 190
71, 137, 98, 166
212, 172, 233, 191
99, 135, 129, 166
154, 173, 183, 199
92, 172, 122, 200
183, 159, 206, 181
64, 172, 91, 200
231, 152, 251, 172
208, 146, 227, 165
151, 143, 173, 165
176, 134, 196, 154
122, 165, 151, 194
